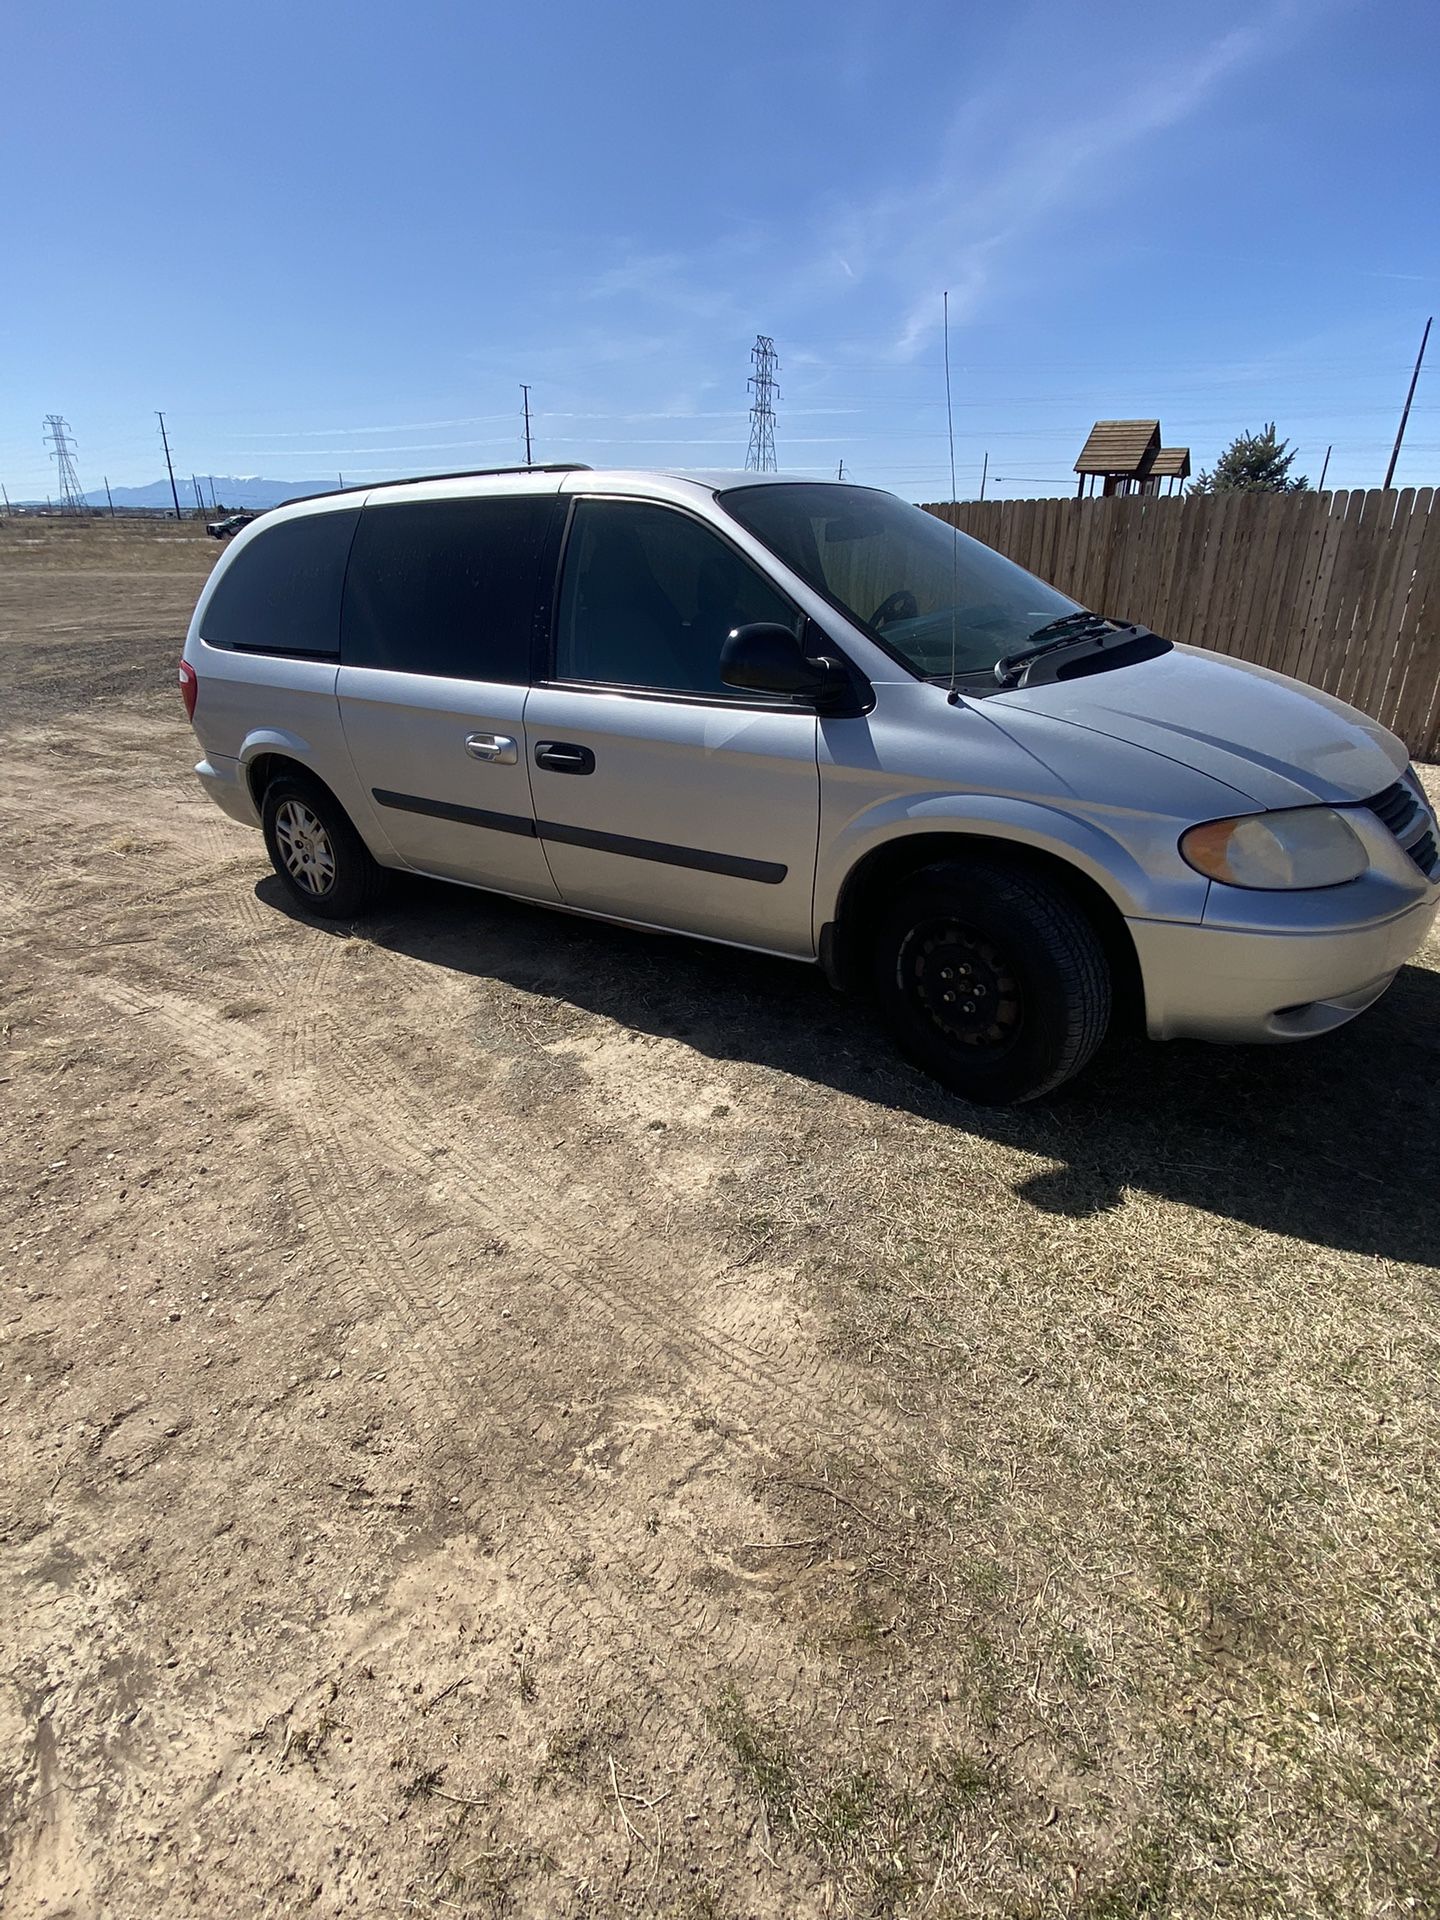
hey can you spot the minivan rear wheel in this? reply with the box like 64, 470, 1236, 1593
871, 858, 1110, 1104
260, 772, 388, 920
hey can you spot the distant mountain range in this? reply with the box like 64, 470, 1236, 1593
73, 477, 340, 512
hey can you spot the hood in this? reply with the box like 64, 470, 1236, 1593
988, 644, 1406, 808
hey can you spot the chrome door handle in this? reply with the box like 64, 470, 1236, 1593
464, 732, 517, 765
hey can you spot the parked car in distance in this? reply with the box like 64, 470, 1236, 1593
206, 513, 254, 539
179, 465, 1440, 1103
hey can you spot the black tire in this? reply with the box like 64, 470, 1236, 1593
260, 771, 389, 920
871, 857, 1110, 1105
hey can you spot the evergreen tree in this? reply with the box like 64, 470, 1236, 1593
1192, 423, 1310, 494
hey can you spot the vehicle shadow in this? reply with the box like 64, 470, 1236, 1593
258, 874, 1440, 1269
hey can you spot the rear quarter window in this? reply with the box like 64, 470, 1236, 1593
200, 509, 360, 658
341, 495, 554, 682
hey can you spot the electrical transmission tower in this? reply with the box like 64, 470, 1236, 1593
745, 335, 779, 472
43, 415, 87, 512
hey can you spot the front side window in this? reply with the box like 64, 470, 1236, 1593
341, 495, 553, 681
553, 499, 800, 697
720, 483, 1080, 681
200, 508, 360, 657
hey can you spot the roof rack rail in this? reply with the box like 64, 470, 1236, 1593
281, 463, 592, 509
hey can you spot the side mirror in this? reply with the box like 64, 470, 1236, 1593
720, 622, 854, 708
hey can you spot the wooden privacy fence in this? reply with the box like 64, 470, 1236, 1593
925, 489, 1440, 762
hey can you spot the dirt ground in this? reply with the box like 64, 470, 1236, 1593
2, 524, 1438, 1919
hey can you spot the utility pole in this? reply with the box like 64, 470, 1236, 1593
1318, 445, 1332, 492
837, 458, 845, 480
1384, 316, 1431, 490
1, 482, 11, 517
156, 412, 182, 521
980, 450, 989, 502
104, 476, 116, 516
207, 477, 218, 510
191, 474, 204, 512
521, 385, 533, 465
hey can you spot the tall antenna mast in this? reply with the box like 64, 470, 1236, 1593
942, 292, 961, 697
745, 335, 779, 472
43, 415, 86, 513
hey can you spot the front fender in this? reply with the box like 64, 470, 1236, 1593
815, 790, 1211, 936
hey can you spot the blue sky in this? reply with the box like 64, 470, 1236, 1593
3, 0, 1437, 501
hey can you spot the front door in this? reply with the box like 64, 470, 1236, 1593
524, 496, 820, 955
336, 488, 561, 900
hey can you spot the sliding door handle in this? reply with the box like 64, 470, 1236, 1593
534, 741, 595, 775
464, 732, 518, 764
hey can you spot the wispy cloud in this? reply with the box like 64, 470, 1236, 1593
232, 414, 512, 443
543, 6, 1310, 383
582, 240, 765, 327
855, 7, 1309, 357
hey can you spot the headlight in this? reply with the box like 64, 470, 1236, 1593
1180, 807, 1367, 889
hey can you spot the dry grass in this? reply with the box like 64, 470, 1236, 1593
694, 802, 1440, 1914
0, 512, 217, 571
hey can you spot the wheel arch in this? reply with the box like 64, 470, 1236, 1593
244, 748, 335, 813
821, 831, 1145, 1028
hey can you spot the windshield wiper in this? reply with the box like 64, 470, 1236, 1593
994, 611, 1114, 687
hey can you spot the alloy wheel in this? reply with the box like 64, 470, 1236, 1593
273, 798, 336, 897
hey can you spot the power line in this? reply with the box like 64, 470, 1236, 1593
745, 335, 780, 472
42, 415, 86, 512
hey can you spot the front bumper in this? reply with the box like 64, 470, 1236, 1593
1130, 890, 1440, 1042
195, 753, 261, 829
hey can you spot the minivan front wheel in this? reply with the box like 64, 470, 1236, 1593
260, 772, 388, 920
872, 858, 1111, 1104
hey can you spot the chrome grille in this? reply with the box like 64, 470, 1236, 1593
1366, 773, 1439, 879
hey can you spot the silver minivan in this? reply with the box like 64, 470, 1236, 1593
180, 465, 1439, 1103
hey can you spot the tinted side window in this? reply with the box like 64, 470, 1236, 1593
554, 499, 800, 697
341, 495, 553, 683
200, 509, 359, 657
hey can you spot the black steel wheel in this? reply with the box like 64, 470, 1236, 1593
872, 857, 1110, 1104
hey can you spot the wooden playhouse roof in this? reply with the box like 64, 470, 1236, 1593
1074, 420, 1161, 476
1150, 447, 1192, 479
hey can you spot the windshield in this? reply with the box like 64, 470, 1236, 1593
719, 482, 1083, 679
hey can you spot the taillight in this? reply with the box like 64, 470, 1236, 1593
178, 658, 198, 721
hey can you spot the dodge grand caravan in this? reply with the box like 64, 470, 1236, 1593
180, 464, 1440, 1104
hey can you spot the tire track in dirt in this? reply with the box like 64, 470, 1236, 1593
269, 992, 915, 1730
38, 898, 787, 1729
274, 1089, 722, 1736
312, 1013, 903, 1469
254, 911, 904, 1469
26, 801, 895, 1742
64, 972, 274, 1080
26, 806, 903, 1509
